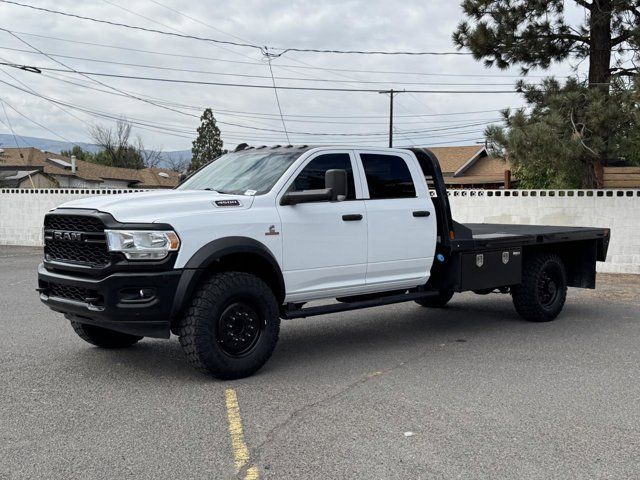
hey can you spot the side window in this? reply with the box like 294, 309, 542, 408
290, 153, 356, 200
360, 154, 416, 200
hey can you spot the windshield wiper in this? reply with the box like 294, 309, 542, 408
203, 187, 240, 195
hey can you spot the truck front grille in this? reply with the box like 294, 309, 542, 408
44, 214, 110, 267
44, 215, 105, 233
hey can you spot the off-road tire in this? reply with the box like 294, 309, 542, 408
415, 289, 454, 308
178, 272, 280, 379
511, 253, 567, 322
70, 320, 142, 348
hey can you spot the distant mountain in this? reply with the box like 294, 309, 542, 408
0, 134, 191, 168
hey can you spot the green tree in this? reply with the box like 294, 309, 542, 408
453, 1, 639, 87
453, 1, 640, 187
190, 108, 223, 172
486, 78, 640, 188
60, 145, 94, 162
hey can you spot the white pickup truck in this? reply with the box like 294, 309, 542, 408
38, 146, 610, 378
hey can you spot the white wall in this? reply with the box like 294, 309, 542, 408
0, 188, 148, 247
1, 188, 638, 273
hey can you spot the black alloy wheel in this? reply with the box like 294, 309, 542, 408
511, 253, 567, 322
217, 301, 263, 357
538, 264, 562, 308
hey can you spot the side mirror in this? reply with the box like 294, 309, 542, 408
325, 169, 348, 201
279, 169, 348, 206
178, 173, 187, 183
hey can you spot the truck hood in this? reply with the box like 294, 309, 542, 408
57, 190, 255, 223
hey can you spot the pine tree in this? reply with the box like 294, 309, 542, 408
190, 108, 223, 172
453, 1, 639, 87
485, 78, 640, 188
453, 1, 640, 187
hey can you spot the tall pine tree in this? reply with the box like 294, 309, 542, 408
190, 108, 223, 172
453, 1, 639, 187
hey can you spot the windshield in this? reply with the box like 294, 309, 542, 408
178, 150, 303, 195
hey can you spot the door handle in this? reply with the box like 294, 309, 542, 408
412, 210, 430, 217
342, 214, 363, 221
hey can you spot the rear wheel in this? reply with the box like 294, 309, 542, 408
177, 272, 280, 379
511, 253, 567, 322
415, 289, 454, 308
70, 321, 142, 348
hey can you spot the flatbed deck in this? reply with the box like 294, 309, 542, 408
453, 223, 610, 251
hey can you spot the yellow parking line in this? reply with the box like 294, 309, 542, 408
224, 388, 259, 479
245, 466, 259, 480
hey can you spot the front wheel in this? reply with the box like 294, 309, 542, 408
177, 272, 280, 379
70, 320, 142, 348
511, 253, 567, 322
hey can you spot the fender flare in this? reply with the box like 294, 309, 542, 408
170, 236, 285, 318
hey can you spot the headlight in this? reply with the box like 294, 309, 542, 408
105, 230, 180, 260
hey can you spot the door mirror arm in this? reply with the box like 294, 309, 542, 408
280, 189, 333, 206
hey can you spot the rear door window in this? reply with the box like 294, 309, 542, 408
360, 154, 416, 199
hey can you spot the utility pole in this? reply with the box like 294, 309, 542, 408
388, 89, 394, 148
379, 89, 401, 148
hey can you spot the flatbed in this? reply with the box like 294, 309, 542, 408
455, 223, 610, 249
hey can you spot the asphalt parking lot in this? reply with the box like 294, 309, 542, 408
1, 245, 639, 480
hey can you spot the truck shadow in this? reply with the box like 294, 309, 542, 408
66, 296, 601, 382
268, 297, 607, 375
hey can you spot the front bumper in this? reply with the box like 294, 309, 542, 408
38, 263, 181, 338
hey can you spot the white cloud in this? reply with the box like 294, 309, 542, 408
0, 0, 586, 151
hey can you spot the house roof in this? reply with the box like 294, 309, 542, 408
137, 167, 181, 188
0, 168, 41, 181
0, 147, 179, 188
426, 145, 486, 174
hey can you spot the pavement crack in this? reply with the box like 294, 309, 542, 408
246, 346, 436, 473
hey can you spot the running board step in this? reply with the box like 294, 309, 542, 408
281, 290, 440, 319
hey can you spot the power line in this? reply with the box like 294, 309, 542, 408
32, 70, 507, 132
3, 30, 545, 79
266, 55, 290, 143
0, 63, 197, 137
143, 0, 372, 102
2, 30, 201, 124
0, 46, 522, 86
145, 0, 255, 45
0, 77, 500, 139
0, 97, 24, 156
1, 61, 518, 94
40, 68, 517, 120
0, 95, 77, 144
1, 73, 492, 147
0, 0, 472, 57
0, 78, 200, 140
0, 0, 263, 52
2, 62, 512, 133
0, 60, 89, 126
98, 0, 259, 63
